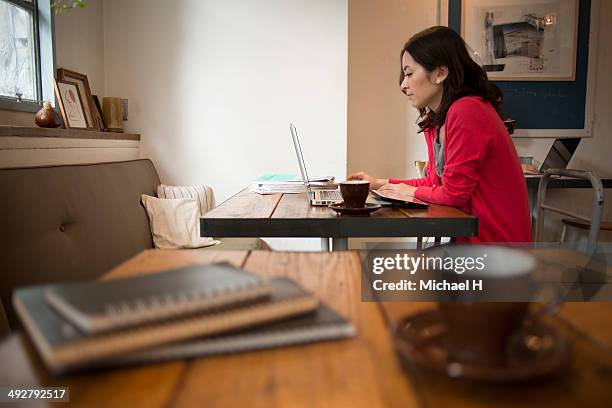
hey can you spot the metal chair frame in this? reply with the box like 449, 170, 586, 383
535, 169, 604, 256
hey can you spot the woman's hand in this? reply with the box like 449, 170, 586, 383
377, 182, 418, 197
347, 172, 388, 190
521, 163, 540, 175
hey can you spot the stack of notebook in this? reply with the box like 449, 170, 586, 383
249, 173, 337, 195
13, 263, 355, 374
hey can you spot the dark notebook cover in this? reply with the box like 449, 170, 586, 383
108, 302, 355, 368
14, 278, 319, 374
371, 189, 429, 208
44, 263, 272, 334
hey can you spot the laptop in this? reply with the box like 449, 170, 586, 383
290, 124, 343, 206
524, 138, 580, 177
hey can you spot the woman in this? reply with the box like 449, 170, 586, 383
349, 26, 531, 243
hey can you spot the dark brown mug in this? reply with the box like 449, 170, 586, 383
339, 180, 370, 208
439, 302, 529, 366
426, 245, 538, 366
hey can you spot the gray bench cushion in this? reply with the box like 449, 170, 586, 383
0, 160, 160, 325
0, 159, 269, 328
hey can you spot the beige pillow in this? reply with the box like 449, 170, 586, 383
157, 184, 215, 214
141, 195, 219, 249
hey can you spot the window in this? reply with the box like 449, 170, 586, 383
0, 0, 54, 112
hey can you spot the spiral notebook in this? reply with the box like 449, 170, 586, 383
14, 278, 319, 373
43, 263, 273, 334
103, 302, 355, 369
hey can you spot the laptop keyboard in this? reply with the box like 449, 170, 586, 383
320, 190, 342, 201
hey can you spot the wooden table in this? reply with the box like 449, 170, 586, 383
201, 189, 477, 251
1, 249, 612, 407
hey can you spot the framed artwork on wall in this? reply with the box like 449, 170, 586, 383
462, 0, 579, 81
57, 68, 100, 130
53, 79, 88, 129
444, 0, 599, 137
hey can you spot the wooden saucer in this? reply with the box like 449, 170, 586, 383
394, 310, 571, 383
329, 203, 381, 216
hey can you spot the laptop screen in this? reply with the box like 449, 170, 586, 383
540, 138, 580, 172
289, 124, 312, 193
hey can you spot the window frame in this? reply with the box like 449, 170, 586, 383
0, 0, 55, 113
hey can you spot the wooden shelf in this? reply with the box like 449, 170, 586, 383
0, 126, 140, 141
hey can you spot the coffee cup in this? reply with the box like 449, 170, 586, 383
426, 245, 540, 366
339, 180, 370, 208
439, 302, 529, 366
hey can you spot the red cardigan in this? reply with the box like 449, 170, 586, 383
389, 96, 532, 243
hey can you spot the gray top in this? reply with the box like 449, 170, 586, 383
433, 126, 445, 178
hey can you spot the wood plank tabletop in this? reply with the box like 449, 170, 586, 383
0, 250, 421, 408
2, 249, 610, 407
170, 251, 419, 407
0, 250, 251, 408
381, 300, 612, 408
201, 189, 478, 238
377, 248, 612, 408
203, 188, 283, 219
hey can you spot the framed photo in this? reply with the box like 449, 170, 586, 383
462, 0, 579, 80
56, 68, 100, 129
53, 79, 88, 129
92, 95, 107, 131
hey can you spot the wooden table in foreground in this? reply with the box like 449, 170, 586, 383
1, 249, 612, 407
201, 189, 477, 251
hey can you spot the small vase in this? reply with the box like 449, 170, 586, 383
35, 101, 61, 128
102, 97, 124, 132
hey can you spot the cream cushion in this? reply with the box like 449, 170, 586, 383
157, 184, 214, 215
141, 194, 218, 249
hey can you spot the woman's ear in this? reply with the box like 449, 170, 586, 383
434, 66, 449, 84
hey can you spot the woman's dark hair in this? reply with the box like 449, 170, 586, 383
400, 26, 503, 132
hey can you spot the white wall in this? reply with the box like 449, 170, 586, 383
348, 0, 436, 179
103, 0, 348, 205
347, 0, 437, 249
54, 0, 105, 96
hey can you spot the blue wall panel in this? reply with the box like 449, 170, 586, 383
448, 0, 591, 129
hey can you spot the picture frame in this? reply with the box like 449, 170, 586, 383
445, 0, 599, 137
56, 68, 99, 129
92, 95, 107, 131
53, 79, 89, 129
461, 0, 579, 81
